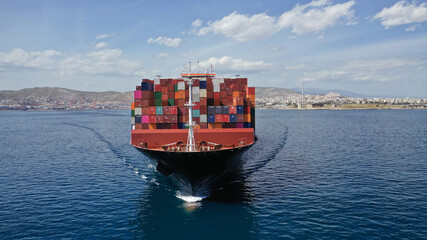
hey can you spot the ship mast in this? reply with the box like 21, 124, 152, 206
181, 63, 217, 152
184, 63, 196, 152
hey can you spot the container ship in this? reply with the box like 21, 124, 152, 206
130, 69, 256, 193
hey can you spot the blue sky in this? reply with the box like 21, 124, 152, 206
0, 0, 426, 97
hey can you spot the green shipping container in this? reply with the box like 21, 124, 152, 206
155, 99, 162, 106
168, 99, 175, 106
154, 92, 162, 99
131, 110, 135, 117
174, 84, 178, 92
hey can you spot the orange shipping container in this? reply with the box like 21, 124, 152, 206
149, 123, 156, 130
215, 123, 222, 128
208, 123, 215, 129
131, 102, 135, 110
244, 114, 251, 122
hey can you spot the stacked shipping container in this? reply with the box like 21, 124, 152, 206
131, 77, 255, 131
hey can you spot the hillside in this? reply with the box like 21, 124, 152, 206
254, 87, 299, 99
0, 87, 133, 103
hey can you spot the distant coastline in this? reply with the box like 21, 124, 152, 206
1, 87, 426, 111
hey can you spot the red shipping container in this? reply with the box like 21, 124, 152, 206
193, 117, 200, 124
167, 91, 174, 99
149, 106, 156, 115
168, 84, 174, 91
156, 115, 164, 123
163, 115, 170, 123
193, 102, 200, 110
200, 123, 208, 129
178, 106, 187, 115
214, 92, 220, 99
170, 123, 178, 129
142, 107, 149, 115
149, 115, 156, 123
177, 99, 186, 106
134, 99, 142, 107
229, 105, 237, 114
200, 106, 207, 114
134, 90, 142, 99
236, 114, 244, 122
155, 85, 161, 92
171, 106, 177, 114
193, 79, 199, 87
247, 87, 255, 95
135, 124, 142, 130
214, 99, 220, 106
136, 86, 141, 90
170, 115, 177, 123
207, 91, 214, 98
161, 86, 168, 93
161, 94, 168, 101
178, 115, 188, 123
141, 99, 150, 107
200, 97, 207, 105
244, 106, 251, 114
160, 79, 168, 86
162, 106, 168, 114
239, 91, 246, 98
233, 97, 244, 105
215, 114, 222, 123
222, 114, 230, 123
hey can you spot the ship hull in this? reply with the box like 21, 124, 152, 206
134, 144, 254, 193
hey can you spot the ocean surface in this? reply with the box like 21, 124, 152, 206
0, 109, 426, 239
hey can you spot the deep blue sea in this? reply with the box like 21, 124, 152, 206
1, 109, 426, 239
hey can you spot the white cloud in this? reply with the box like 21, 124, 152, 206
147, 36, 183, 47
0, 48, 61, 70
95, 42, 108, 49
192, 19, 202, 27
373, 1, 427, 29
0, 47, 141, 76
59, 48, 141, 76
301, 58, 421, 82
198, 12, 279, 41
96, 33, 115, 39
157, 53, 170, 58
196, 0, 356, 41
199, 56, 273, 72
278, 0, 356, 35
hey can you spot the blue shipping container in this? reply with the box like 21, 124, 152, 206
237, 105, 244, 114
199, 81, 207, 89
222, 106, 229, 114
208, 106, 215, 114
135, 116, 142, 123
215, 106, 222, 114
229, 114, 237, 122
208, 114, 215, 123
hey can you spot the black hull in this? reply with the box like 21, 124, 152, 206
135, 144, 253, 193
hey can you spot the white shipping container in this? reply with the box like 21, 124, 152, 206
192, 86, 199, 94
154, 78, 160, 85
199, 89, 207, 98
213, 84, 220, 92
192, 94, 200, 102
135, 107, 142, 116
131, 117, 135, 125
213, 78, 224, 84
178, 81, 185, 90
200, 114, 207, 123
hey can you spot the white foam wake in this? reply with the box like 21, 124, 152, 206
176, 192, 204, 203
